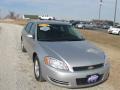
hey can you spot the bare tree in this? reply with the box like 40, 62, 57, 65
9, 11, 16, 19
4, 11, 20, 19
0, 9, 1, 19
16, 14, 20, 19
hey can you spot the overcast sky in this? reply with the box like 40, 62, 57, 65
0, 0, 120, 22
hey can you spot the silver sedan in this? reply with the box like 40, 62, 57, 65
21, 20, 110, 88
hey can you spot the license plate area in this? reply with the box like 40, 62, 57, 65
87, 74, 99, 84
76, 74, 103, 85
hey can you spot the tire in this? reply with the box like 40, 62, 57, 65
118, 31, 120, 35
34, 56, 44, 82
108, 31, 111, 34
21, 40, 26, 52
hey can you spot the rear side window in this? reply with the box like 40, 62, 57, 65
29, 23, 36, 39
25, 23, 33, 33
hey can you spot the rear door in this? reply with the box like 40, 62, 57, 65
26, 23, 36, 57
22, 22, 33, 52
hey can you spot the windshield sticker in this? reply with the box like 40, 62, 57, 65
40, 26, 50, 31
38, 24, 50, 27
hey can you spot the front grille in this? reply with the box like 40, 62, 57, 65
73, 63, 104, 71
76, 74, 103, 85
49, 77, 69, 85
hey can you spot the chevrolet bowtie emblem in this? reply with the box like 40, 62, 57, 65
88, 66, 94, 70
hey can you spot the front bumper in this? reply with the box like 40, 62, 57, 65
42, 64, 110, 88
108, 30, 119, 34
108, 30, 112, 34
112, 31, 119, 34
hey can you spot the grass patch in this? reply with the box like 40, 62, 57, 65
80, 30, 120, 49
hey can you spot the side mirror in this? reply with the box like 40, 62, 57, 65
27, 34, 33, 38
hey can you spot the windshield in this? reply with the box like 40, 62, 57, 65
37, 24, 85, 41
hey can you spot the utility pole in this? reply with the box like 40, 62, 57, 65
113, 0, 118, 27
98, 0, 103, 20
0, 9, 1, 19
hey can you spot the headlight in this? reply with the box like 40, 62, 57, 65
44, 56, 69, 71
104, 54, 109, 66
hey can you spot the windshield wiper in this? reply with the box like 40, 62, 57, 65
38, 38, 85, 42
66, 38, 85, 41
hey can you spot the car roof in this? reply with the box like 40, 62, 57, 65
28, 20, 70, 25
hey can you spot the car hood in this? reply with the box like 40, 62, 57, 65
110, 27, 120, 31
39, 41, 105, 67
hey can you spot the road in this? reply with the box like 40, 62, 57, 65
0, 23, 118, 90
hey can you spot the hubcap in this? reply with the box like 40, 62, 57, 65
35, 60, 40, 77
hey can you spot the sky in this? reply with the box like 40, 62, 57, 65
0, 0, 120, 22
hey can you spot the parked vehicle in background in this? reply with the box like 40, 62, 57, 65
108, 26, 120, 35
84, 23, 96, 29
76, 22, 96, 30
102, 24, 110, 29
69, 20, 80, 27
76, 23, 85, 29
76, 22, 87, 29
21, 20, 110, 88
39, 16, 55, 20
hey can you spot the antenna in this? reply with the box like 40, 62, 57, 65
113, 0, 118, 27
98, 0, 103, 20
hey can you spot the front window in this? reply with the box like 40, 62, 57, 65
37, 24, 85, 41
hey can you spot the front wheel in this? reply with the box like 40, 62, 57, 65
34, 56, 44, 82
118, 31, 120, 35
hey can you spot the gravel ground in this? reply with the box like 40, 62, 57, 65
0, 23, 118, 90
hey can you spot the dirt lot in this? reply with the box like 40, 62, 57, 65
0, 23, 120, 90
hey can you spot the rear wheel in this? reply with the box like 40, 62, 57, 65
21, 40, 26, 52
34, 56, 44, 82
